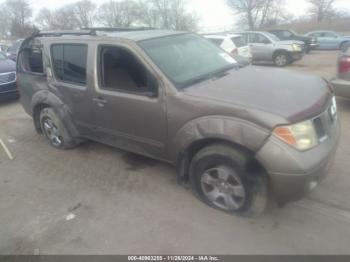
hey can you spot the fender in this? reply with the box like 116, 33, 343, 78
31, 90, 80, 138
171, 116, 271, 183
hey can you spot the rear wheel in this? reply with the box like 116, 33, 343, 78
273, 51, 290, 67
189, 143, 268, 217
40, 108, 79, 149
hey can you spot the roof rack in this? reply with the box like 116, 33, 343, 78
31, 27, 156, 38
83, 27, 155, 33
34, 30, 94, 37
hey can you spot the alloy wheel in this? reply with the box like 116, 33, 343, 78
275, 55, 287, 66
42, 117, 63, 147
200, 165, 246, 211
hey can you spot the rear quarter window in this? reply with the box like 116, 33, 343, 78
51, 44, 88, 85
207, 38, 224, 46
231, 36, 246, 48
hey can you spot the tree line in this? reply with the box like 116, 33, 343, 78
226, 0, 346, 30
0, 0, 347, 39
0, 0, 198, 39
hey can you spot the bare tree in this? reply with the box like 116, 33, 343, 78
72, 0, 96, 28
0, 6, 11, 38
35, 8, 54, 30
4, 0, 33, 37
226, 0, 286, 30
307, 0, 336, 22
36, 7, 81, 30
96, 0, 141, 27
140, 0, 198, 31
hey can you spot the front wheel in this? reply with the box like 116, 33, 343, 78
189, 144, 268, 217
273, 52, 290, 67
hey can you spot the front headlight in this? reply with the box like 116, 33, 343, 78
273, 120, 318, 151
292, 43, 302, 51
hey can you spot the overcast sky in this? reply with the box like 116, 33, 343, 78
1, 0, 350, 31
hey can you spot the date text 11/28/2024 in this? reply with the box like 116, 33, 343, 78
128, 256, 220, 261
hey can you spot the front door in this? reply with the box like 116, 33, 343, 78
248, 33, 273, 61
92, 44, 167, 159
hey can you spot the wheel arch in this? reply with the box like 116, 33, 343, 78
272, 49, 290, 59
31, 90, 80, 138
340, 40, 350, 49
173, 116, 270, 183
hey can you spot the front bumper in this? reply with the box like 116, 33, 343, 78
290, 51, 304, 61
330, 78, 350, 98
256, 115, 340, 204
0, 81, 18, 100
309, 43, 319, 49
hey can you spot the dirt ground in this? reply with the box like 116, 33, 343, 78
1, 51, 350, 255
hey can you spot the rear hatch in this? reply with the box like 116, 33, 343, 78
231, 36, 251, 58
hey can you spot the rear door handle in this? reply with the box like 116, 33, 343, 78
93, 97, 107, 107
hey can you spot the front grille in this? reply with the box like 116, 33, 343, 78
0, 72, 16, 85
313, 99, 337, 143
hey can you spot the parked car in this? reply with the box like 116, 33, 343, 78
6, 39, 23, 61
203, 33, 251, 57
203, 33, 252, 67
17, 29, 339, 216
0, 52, 17, 101
0, 44, 9, 52
305, 31, 350, 50
268, 29, 318, 53
331, 44, 350, 98
236, 31, 305, 67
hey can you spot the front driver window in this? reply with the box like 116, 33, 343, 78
250, 34, 270, 44
99, 45, 155, 95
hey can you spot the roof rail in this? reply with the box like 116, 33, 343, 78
35, 30, 95, 37
83, 27, 156, 33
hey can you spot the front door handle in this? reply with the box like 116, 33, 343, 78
93, 97, 107, 107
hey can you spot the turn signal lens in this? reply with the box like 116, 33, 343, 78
274, 126, 297, 146
273, 120, 318, 151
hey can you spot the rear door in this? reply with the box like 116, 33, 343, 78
48, 42, 95, 136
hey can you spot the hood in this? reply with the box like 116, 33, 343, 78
183, 66, 331, 125
294, 35, 313, 43
0, 58, 16, 73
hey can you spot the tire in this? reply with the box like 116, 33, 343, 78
273, 51, 290, 67
340, 41, 349, 51
189, 143, 268, 217
39, 107, 79, 149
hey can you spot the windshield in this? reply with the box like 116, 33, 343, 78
265, 32, 280, 42
139, 34, 237, 88
8, 41, 22, 53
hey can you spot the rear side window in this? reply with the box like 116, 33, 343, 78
207, 38, 224, 46
51, 44, 87, 85
20, 48, 44, 74
231, 36, 246, 47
